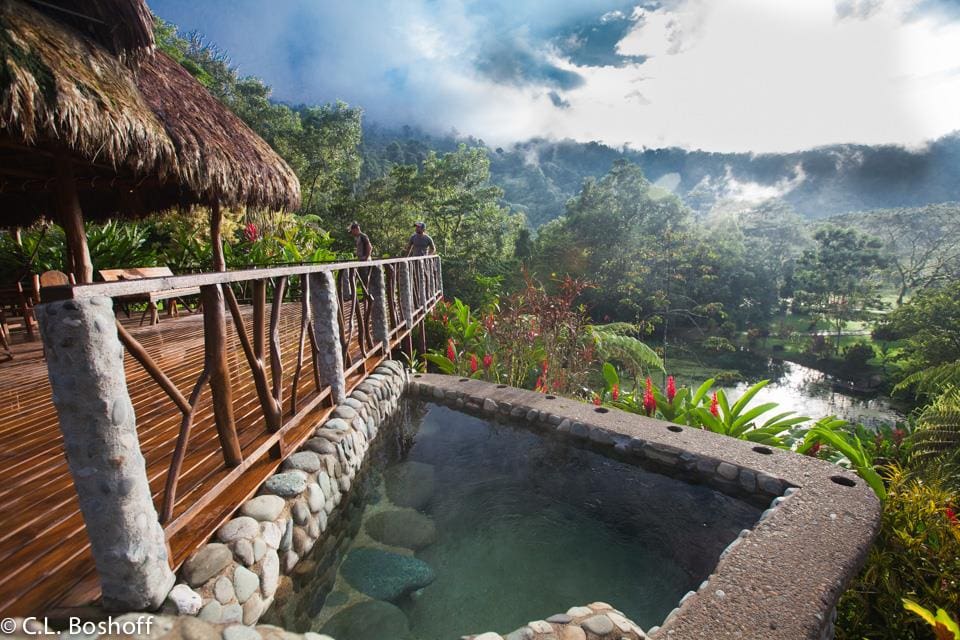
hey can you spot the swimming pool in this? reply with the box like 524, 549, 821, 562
264, 402, 761, 640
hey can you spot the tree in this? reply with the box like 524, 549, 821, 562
794, 226, 887, 353
876, 279, 960, 395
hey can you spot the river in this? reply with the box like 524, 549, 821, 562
718, 358, 905, 428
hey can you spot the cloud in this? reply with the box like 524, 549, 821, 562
151, 0, 960, 152
548, 91, 572, 109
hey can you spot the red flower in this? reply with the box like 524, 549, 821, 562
946, 506, 959, 528
592, 393, 601, 406
709, 392, 720, 417
666, 376, 676, 402
243, 222, 259, 242
806, 442, 822, 457
469, 354, 478, 373
446, 339, 456, 362
482, 353, 493, 369
612, 384, 620, 401
442, 315, 449, 325
643, 377, 656, 416
541, 361, 549, 375
892, 428, 905, 446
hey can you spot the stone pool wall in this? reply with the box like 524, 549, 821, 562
410, 374, 880, 640
157, 361, 409, 628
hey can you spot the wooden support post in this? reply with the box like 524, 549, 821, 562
54, 154, 93, 283
210, 200, 226, 272
398, 262, 416, 358
35, 297, 175, 609
201, 283, 242, 466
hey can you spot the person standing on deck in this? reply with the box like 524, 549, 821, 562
406, 221, 436, 257
345, 222, 373, 303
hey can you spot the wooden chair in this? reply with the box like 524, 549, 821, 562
0, 283, 37, 344
98, 267, 201, 326
31, 270, 73, 304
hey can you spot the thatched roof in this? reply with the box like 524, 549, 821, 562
0, 0, 174, 177
0, 0, 300, 226
27, 0, 155, 59
136, 52, 301, 212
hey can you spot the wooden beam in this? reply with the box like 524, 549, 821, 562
200, 284, 242, 467
54, 154, 92, 283
210, 200, 226, 273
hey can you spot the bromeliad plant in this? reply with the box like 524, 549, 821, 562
903, 600, 960, 640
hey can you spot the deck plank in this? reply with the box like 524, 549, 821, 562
0, 300, 378, 616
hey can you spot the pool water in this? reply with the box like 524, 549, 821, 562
268, 403, 761, 640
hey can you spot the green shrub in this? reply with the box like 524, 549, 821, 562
836, 466, 960, 640
844, 341, 876, 368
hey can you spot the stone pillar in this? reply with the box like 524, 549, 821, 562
397, 263, 415, 329
35, 297, 175, 610
369, 266, 391, 355
308, 271, 347, 404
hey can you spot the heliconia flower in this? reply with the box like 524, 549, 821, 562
612, 384, 620, 401
446, 339, 456, 362
482, 353, 493, 369
243, 222, 259, 242
666, 376, 676, 402
593, 393, 602, 406
469, 354, 478, 373
709, 392, 719, 417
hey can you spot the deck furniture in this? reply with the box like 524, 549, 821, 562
0, 283, 36, 343
99, 267, 201, 325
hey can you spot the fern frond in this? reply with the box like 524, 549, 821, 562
911, 386, 960, 467
590, 325, 665, 373
894, 361, 960, 397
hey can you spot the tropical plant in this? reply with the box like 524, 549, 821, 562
590, 323, 664, 377
911, 387, 960, 478
799, 418, 887, 499
836, 466, 960, 640
691, 380, 810, 446
903, 600, 960, 640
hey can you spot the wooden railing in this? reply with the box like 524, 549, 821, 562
41, 255, 442, 557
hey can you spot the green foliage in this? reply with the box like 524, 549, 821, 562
793, 226, 887, 353
590, 324, 664, 377
844, 341, 876, 368
691, 380, 810, 447
911, 387, 960, 473
800, 419, 887, 499
836, 467, 960, 640
902, 599, 960, 640
85, 221, 157, 274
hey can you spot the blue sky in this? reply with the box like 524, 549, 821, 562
150, 0, 960, 152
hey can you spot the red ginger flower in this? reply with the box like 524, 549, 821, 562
469, 354, 478, 373
806, 442, 822, 457
244, 222, 260, 242
482, 353, 493, 369
947, 506, 959, 528
643, 377, 656, 416
709, 392, 720, 417
612, 384, 620, 401
535, 377, 546, 393
592, 393, 601, 406
446, 339, 456, 362
666, 376, 676, 402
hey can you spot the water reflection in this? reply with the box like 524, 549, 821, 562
721, 359, 905, 428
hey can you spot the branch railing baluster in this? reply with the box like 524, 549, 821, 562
41, 255, 442, 531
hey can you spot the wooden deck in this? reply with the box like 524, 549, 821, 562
0, 301, 392, 617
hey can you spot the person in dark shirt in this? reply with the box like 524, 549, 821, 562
349, 222, 372, 261
345, 222, 373, 303
406, 221, 436, 256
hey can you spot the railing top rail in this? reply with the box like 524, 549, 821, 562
40, 255, 440, 302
